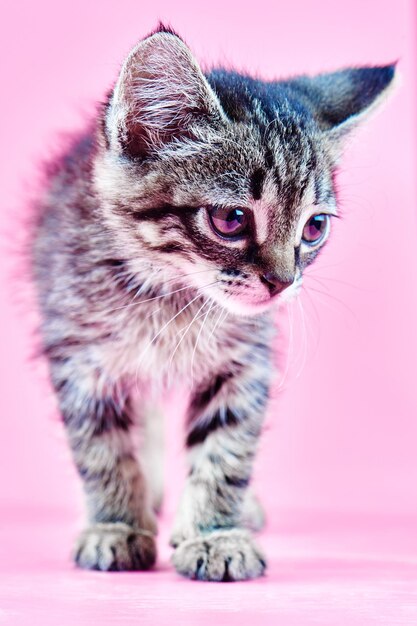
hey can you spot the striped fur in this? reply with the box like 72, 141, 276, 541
31, 25, 395, 580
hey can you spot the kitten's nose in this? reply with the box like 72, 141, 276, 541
260, 272, 293, 296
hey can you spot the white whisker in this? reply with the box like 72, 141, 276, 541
208, 304, 229, 341
300, 289, 321, 360
307, 284, 358, 325
294, 295, 308, 380
109, 283, 195, 313
277, 301, 293, 392
107, 268, 216, 316
134, 281, 221, 391
167, 300, 210, 382
161, 267, 215, 286
176, 303, 220, 339
190, 299, 215, 383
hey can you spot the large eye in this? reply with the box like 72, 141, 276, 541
208, 206, 250, 238
302, 214, 330, 245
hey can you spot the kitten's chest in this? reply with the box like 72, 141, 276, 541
106, 292, 232, 383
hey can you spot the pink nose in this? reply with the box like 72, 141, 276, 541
260, 272, 293, 296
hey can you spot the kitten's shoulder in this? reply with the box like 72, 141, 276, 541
42, 126, 98, 194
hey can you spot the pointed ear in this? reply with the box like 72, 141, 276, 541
291, 64, 396, 153
105, 30, 226, 159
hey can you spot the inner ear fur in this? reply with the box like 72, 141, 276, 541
106, 30, 226, 159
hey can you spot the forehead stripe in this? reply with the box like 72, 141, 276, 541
250, 168, 265, 201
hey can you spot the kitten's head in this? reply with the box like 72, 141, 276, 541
95, 25, 395, 315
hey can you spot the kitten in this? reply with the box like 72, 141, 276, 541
31, 25, 395, 581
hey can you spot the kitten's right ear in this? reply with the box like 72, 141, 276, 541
105, 29, 226, 159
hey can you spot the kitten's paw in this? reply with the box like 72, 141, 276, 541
240, 489, 266, 532
74, 522, 156, 571
172, 528, 266, 581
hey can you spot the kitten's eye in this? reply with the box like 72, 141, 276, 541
208, 206, 249, 238
302, 214, 330, 245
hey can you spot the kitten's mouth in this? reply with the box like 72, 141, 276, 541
214, 277, 303, 316
210, 289, 283, 316
187, 266, 301, 316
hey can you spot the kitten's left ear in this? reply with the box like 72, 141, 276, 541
105, 27, 226, 159
291, 64, 397, 157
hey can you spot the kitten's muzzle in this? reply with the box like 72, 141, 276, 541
260, 272, 293, 296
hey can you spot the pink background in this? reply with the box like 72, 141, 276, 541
1, 0, 417, 623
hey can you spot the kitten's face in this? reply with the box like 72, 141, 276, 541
103, 123, 336, 316
95, 29, 393, 316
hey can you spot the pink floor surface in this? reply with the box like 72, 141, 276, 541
2, 509, 417, 625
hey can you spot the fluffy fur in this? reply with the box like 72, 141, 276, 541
31, 25, 395, 581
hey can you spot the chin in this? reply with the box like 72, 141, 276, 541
216, 293, 280, 317
216, 285, 302, 316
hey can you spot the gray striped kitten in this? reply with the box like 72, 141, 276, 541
32, 25, 394, 581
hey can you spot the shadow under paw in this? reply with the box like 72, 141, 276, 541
172, 528, 266, 582
74, 522, 156, 571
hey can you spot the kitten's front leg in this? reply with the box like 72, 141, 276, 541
53, 366, 157, 571
171, 357, 271, 581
